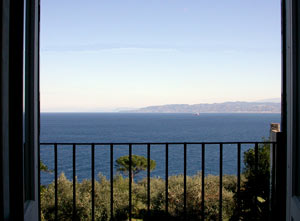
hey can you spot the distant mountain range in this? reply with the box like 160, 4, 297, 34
128, 101, 281, 113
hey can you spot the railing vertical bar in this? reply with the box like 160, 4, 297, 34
267, 142, 274, 220
129, 144, 132, 221
147, 144, 151, 214
237, 143, 241, 219
110, 144, 114, 220
91, 144, 95, 221
219, 143, 223, 221
272, 141, 276, 187
271, 142, 276, 215
184, 143, 187, 220
255, 142, 259, 216
73, 144, 76, 221
38, 143, 41, 221
201, 143, 205, 220
54, 144, 58, 221
40, 141, 277, 220
165, 143, 169, 215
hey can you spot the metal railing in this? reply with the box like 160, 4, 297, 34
40, 141, 277, 221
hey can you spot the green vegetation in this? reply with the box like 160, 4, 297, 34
116, 155, 156, 182
41, 173, 236, 220
40, 160, 53, 173
40, 143, 271, 221
231, 142, 271, 221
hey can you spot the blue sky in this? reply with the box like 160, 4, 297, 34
41, 0, 281, 112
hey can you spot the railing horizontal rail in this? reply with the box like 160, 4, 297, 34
39, 141, 276, 221
40, 141, 276, 145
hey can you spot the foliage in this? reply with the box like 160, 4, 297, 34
231, 142, 271, 221
40, 160, 53, 194
41, 145, 272, 221
116, 155, 156, 180
41, 173, 236, 220
40, 160, 53, 173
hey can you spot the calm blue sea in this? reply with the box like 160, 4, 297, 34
40, 113, 280, 185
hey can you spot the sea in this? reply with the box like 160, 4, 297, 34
40, 113, 280, 185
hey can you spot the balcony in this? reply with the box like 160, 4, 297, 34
39, 131, 284, 221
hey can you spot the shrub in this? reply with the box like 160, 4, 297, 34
231, 143, 270, 221
41, 144, 271, 221
41, 173, 236, 220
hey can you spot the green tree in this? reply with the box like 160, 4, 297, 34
231, 141, 270, 221
40, 173, 236, 220
40, 160, 53, 201
40, 160, 53, 173
116, 155, 156, 182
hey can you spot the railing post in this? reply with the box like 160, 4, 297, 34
270, 123, 286, 221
